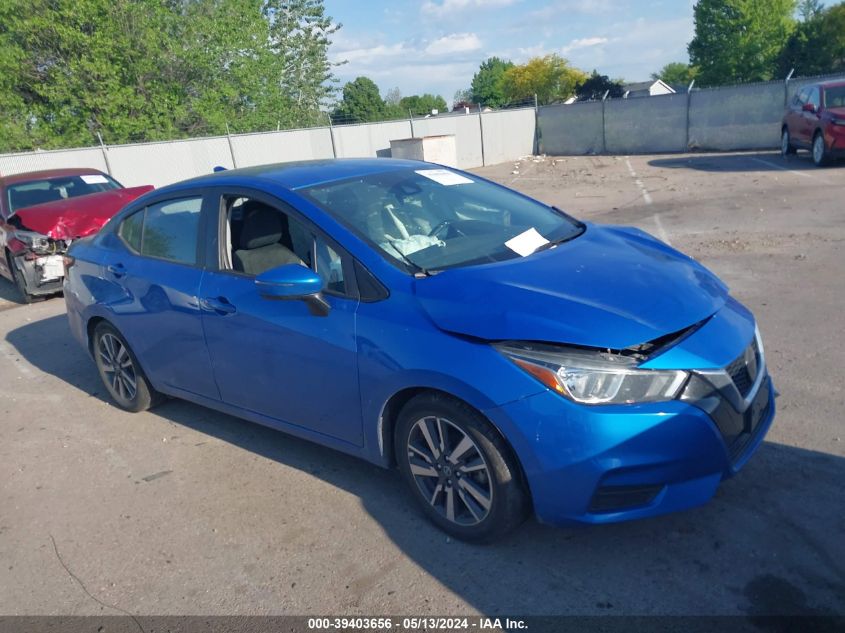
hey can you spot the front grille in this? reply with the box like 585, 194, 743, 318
726, 337, 759, 397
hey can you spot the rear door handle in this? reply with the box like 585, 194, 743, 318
107, 263, 126, 278
201, 296, 237, 315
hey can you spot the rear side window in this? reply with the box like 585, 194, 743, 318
119, 211, 143, 252
118, 197, 202, 265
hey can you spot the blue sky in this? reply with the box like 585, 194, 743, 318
325, 0, 696, 105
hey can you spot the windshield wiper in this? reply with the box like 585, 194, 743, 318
532, 222, 586, 254
385, 241, 431, 277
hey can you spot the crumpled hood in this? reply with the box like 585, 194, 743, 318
414, 223, 729, 349
11, 185, 154, 240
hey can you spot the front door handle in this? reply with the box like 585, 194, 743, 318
201, 296, 237, 315
107, 263, 126, 278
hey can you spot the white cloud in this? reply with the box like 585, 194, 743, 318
561, 37, 608, 54
425, 33, 482, 55
422, 0, 519, 18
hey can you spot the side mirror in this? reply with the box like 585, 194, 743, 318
802, 103, 817, 113
255, 264, 330, 316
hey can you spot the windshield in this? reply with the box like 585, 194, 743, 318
7, 173, 121, 213
299, 167, 583, 272
825, 85, 845, 108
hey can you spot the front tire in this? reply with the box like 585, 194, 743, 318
812, 131, 829, 166
781, 128, 796, 156
93, 322, 162, 412
8, 253, 35, 304
394, 393, 528, 542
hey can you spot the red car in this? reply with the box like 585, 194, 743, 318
0, 168, 153, 302
781, 79, 845, 166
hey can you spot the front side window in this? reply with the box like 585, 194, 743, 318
117, 197, 202, 265
7, 173, 121, 213
808, 87, 821, 108
824, 85, 845, 108
315, 236, 346, 294
299, 167, 584, 273
220, 195, 352, 297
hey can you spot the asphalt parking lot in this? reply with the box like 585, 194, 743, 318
1, 151, 843, 618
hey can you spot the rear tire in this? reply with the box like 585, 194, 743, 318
781, 128, 796, 156
394, 392, 528, 543
92, 322, 162, 412
812, 131, 829, 166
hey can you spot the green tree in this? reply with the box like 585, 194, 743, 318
399, 94, 448, 116
778, 3, 845, 76
500, 55, 587, 105
470, 57, 514, 107
452, 88, 472, 107
798, 0, 825, 20
651, 62, 699, 86
576, 70, 624, 101
264, 0, 342, 126
688, 0, 798, 86
0, 0, 341, 151
333, 77, 386, 123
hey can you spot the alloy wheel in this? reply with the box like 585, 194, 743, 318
406, 415, 493, 526
813, 134, 825, 165
98, 332, 138, 401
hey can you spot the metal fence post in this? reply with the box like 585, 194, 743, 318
685, 79, 695, 150
478, 104, 486, 167
225, 123, 238, 168
328, 119, 338, 158
408, 109, 416, 138
601, 90, 609, 154
784, 68, 795, 107
533, 93, 540, 155
96, 131, 113, 177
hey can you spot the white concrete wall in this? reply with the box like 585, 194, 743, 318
332, 120, 413, 159
232, 128, 334, 168
0, 147, 109, 180
0, 108, 539, 187
480, 108, 536, 164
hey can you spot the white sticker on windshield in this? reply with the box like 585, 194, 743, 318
80, 174, 109, 184
415, 169, 474, 186
505, 228, 549, 257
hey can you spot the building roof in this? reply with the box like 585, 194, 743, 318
622, 79, 676, 95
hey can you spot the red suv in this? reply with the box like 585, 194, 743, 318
781, 80, 845, 166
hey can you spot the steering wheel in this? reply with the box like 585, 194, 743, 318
429, 220, 451, 238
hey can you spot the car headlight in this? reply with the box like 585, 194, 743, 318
494, 341, 688, 405
13, 230, 49, 250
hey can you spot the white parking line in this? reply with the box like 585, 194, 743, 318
750, 157, 831, 183
652, 214, 672, 246
625, 158, 653, 205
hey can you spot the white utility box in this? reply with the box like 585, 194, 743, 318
389, 135, 457, 167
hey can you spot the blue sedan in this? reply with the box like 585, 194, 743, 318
64, 159, 775, 541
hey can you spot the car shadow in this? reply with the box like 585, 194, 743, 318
6, 314, 845, 618
649, 151, 841, 173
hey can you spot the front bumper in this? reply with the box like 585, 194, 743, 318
485, 344, 775, 527
10, 253, 65, 296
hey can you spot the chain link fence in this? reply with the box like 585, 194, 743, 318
538, 71, 845, 155
0, 105, 536, 188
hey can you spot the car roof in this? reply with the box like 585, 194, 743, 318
160, 158, 433, 193
0, 167, 109, 186
820, 80, 845, 89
